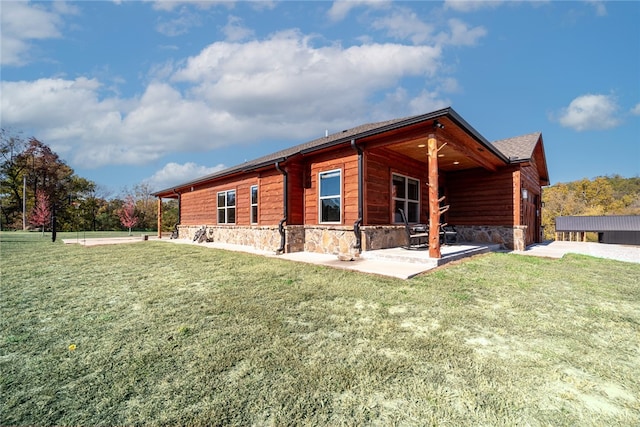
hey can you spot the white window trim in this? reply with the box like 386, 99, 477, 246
217, 189, 236, 224
250, 185, 258, 224
319, 168, 342, 224
392, 173, 420, 224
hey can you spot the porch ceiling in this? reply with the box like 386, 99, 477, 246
371, 117, 506, 172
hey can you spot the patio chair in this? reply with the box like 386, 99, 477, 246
440, 224, 458, 245
399, 208, 429, 250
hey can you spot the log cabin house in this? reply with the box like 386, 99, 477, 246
152, 107, 549, 258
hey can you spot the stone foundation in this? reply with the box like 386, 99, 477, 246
177, 224, 405, 257
177, 225, 282, 253
361, 226, 407, 251
285, 225, 305, 253
454, 225, 527, 250
176, 223, 525, 255
303, 226, 359, 257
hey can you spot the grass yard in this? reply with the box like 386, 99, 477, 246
1, 232, 639, 426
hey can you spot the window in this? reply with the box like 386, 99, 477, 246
217, 190, 236, 224
392, 174, 420, 223
319, 169, 341, 223
250, 185, 258, 224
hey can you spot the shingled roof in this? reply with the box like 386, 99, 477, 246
491, 132, 542, 161
236, 115, 416, 170
153, 109, 461, 195
152, 107, 544, 196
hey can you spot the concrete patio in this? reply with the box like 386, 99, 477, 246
159, 238, 499, 279
276, 243, 500, 279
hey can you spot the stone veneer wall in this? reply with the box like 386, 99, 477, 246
303, 226, 358, 256
454, 225, 527, 251
179, 224, 407, 256
177, 224, 525, 255
361, 226, 407, 251
177, 225, 282, 253
303, 225, 408, 255
179, 225, 373, 256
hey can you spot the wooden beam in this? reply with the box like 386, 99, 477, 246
428, 134, 441, 258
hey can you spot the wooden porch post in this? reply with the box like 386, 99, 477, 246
428, 133, 441, 258
157, 197, 162, 239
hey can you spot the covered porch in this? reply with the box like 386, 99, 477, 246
355, 111, 526, 257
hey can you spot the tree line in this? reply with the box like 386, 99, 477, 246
541, 175, 640, 239
0, 129, 177, 234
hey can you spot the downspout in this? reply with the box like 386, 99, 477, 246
275, 161, 288, 253
351, 139, 363, 252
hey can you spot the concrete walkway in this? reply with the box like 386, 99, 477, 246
513, 241, 639, 264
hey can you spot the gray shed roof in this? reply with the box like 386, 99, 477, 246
555, 216, 640, 232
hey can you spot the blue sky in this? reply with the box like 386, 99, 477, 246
1, 0, 638, 196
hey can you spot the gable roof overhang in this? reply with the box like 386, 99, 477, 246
358, 109, 509, 173
152, 107, 529, 197
492, 132, 550, 186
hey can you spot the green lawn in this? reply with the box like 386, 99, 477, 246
1, 231, 639, 426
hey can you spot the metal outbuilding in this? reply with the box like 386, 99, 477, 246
555, 215, 640, 245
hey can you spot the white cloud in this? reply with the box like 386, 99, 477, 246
222, 15, 254, 42
156, 13, 202, 36
440, 19, 487, 46
0, 1, 76, 66
0, 30, 450, 170
371, 8, 435, 44
631, 103, 640, 116
586, 0, 607, 17
440, 77, 461, 93
371, 8, 486, 47
171, 30, 442, 118
144, 162, 226, 192
557, 94, 621, 131
327, 0, 390, 22
251, 1, 277, 12
149, 0, 231, 12
443, 0, 504, 12
409, 90, 451, 115
151, 0, 234, 36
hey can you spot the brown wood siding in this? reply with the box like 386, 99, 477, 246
304, 148, 358, 225
180, 188, 216, 226
363, 150, 391, 224
520, 158, 543, 244
364, 148, 430, 225
286, 159, 305, 225
258, 170, 284, 225
180, 175, 258, 225
446, 167, 516, 226
179, 173, 287, 226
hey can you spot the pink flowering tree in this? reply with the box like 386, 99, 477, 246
118, 196, 138, 236
29, 189, 51, 236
